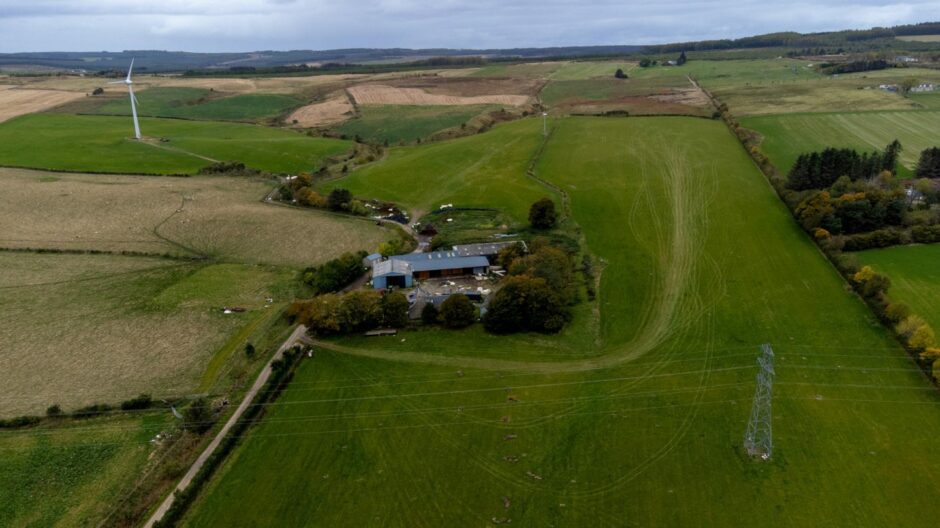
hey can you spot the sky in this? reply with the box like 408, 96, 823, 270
1, 1, 939, 52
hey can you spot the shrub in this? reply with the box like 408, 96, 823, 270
245, 342, 256, 358
0, 415, 42, 429
884, 303, 912, 324
421, 302, 440, 325
380, 291, 410, 328
46, 404, 63, 417
910, 324, 937, 351
337, 290, 382, 332
120, 393, 153, 411
303, 251, 368, 294
184, 398, 214, 434
439, 294, 477, 328
328, 188, 353, 210
529, 198, 558, 229
73, 403, 113, 419
484, 276, 571, 334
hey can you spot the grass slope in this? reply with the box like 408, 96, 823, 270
336, 104, 497, 143
186, 117, 940, 526
0, 113, 351, 174
856, 243, 940, 331
742, 110, 940, 174
95, 87, 303, 121
321, 118, 551, 220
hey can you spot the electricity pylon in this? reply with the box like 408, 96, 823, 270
744, 344, 774, 460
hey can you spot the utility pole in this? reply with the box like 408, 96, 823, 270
744, 344, 774, 460
542, 112, 548, 136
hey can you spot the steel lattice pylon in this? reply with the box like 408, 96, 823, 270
744, 344, 775, 460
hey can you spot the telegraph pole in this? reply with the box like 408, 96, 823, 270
744, 344, 775, 460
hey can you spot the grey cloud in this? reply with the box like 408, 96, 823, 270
0, 1, 938, 52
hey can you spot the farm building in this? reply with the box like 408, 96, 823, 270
372, 259, 413, 289
372, 250, 490, 289
451, 241, 526, 262
362, 253, 383, 268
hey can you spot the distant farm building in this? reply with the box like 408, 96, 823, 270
372, 250, 490, 289
362, 252, 383, 268
451, 241, 526, 263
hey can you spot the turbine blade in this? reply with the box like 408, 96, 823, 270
107, 80, 124, 84
126, 58, 134, 82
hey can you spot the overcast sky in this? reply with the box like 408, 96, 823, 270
1, 1, 939, 53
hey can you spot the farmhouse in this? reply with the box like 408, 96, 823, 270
372, 250, 490, 289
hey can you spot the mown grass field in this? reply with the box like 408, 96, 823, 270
335, 104, 497, 143
0, 113, 351, 174
857, 243, 940, 331
186, 117, 940, 526
92, 87, 303, 122
320, 118, 553, 220
911, 92, 940, 109
0, 413, 172, 527
0, 169, 389, 267
741, 110, 940, 174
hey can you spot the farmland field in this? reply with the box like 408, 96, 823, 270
741, 110, 940, 174
856, 243, 940, 331
91, 87, 304, 122
0, 169, 389, 267
335, 104, 497, 143
0, 413, 172, 527
320, 118, 553, 220
0, 251, 294, 415
547, 61, 635, 80
0, 113, 351, 174
0, 86, 85, 122
186, 117, 940, 526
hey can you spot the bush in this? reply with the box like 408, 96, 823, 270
529, 198, 558, 229
245, 342, 256, 358
183, 398, 214, 434
303, 251, 368, 294
0, 415, 42, 429
120, 393, 153, 411
46, 404, 63, 417
328, 188, 353, 211
484, 276, 571, 334
380, 291, 410, 328
421, 302, 440, 325
439, 294, 477, 328
73, 403, 113, 419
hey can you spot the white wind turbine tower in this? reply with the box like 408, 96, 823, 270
110, 59, 141, 139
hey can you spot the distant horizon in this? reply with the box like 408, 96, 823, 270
2, 1, 939, 53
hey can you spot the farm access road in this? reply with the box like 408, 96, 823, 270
144, 324, 310, 528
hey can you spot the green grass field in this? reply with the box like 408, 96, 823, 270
320, 118, 553, 220
468, 61, 565, 78
857, 243, 940, 332
0, 413, 172, 527
93, 87, 303, 121
910, 92, 940, 109
335, 104, 497, 143
0, 113, 351, 174
186, 117, 940, 526
741, 110, 940, 174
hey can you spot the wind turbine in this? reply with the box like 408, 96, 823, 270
110, 59, 141, 139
